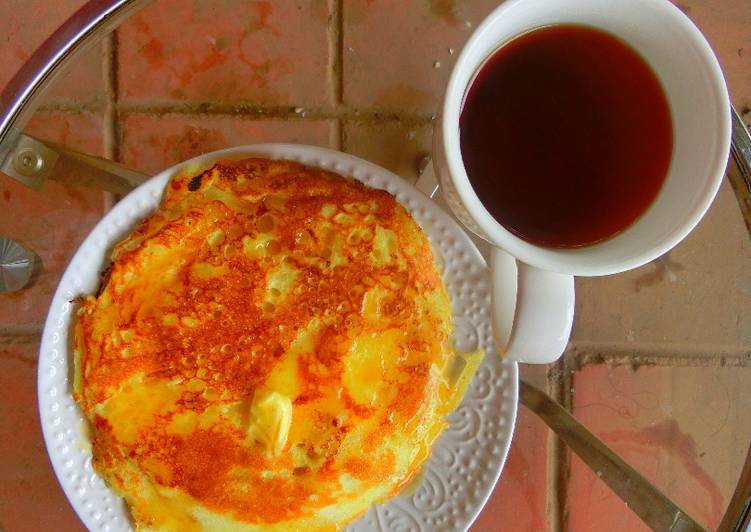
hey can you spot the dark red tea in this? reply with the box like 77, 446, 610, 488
459, 25, 673, 248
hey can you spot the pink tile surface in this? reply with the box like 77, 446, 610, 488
568, 364, 751, 531
0, 112, 106, 328
117, 0, 332, 105
119, 113, 336, 174
343, 0, 500, 113
43, 45, 106, 106
472, 365, 551, 532
1, 1, 750, 531
678, 0, 751, 113
573, 179, 751, 351
471, 409, 550, 532
343, 121, 432, 183
0, 0, 104, 105
0, 336, 84, 532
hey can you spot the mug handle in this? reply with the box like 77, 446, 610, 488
492, 246, 575, 364
415, 161, 575, 364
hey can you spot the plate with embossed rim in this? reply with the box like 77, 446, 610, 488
38, 144, 518, 532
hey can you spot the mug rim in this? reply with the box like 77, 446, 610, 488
440, 0, 731, 277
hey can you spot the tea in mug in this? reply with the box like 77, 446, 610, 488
460, 25, 673, 248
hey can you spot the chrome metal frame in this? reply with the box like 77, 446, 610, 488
0, 1, 749, 530
0, 0, 148, 160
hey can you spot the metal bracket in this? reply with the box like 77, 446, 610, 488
1, 133, 59, 189
1, 132, 149, 194
0, 133, 150, 292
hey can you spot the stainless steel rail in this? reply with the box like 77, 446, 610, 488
0, 0, 148, 163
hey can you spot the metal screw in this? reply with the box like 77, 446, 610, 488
13, 148, 45, 177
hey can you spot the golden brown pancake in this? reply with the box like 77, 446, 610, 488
73, 158, 480, 531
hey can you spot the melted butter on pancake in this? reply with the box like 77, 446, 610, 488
74, 158, 481, 531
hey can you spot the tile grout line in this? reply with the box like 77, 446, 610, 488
111, 30, 122, 162
546, 358, 572, 532
544, 364, 561, 532
330, 120, 342, 151
334, 0, 344, 150
333, 0, 344, 106
329, 0, 344, 150
37, 100, 107, 113
0, 324, 42, 337
568, 343, 751, 368
102, 31, 119, 210
36, 101, 434, 125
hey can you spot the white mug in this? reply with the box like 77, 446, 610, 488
432, 0, 731, 364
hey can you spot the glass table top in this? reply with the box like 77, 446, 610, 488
0, 1, 749, 531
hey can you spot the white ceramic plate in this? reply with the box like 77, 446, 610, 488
38, 144, 518, 532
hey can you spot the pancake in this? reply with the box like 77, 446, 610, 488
73, 158, 481, 531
